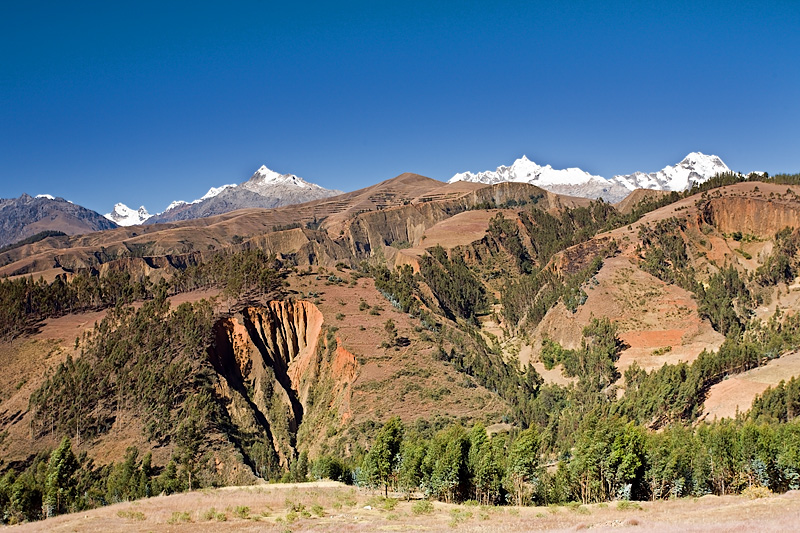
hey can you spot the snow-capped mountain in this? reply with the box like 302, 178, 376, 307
450, 155, 604, 186
162, 184, 237, 212
144, 165, 341, 225
450, 155, 630, 201
104, 203, 152, 226
610, 152, 731, 192
105, 165, 340, 226
241, 165, 327, 194
450, 152, 731, 202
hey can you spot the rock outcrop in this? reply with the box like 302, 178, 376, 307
208, 301, 356, 468
700, 196, 800, 238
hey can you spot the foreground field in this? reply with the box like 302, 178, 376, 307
9, 482, 800, 532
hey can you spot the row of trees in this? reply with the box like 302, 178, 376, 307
0, 438, 161, 523
358, 413, 800, 506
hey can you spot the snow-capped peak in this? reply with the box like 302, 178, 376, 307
165, 200, 187, 211
104, 203, 152, 226
254, 165, 284, 182
159, 184, 236, 213
241, 165, 322, 193
36, 193, 55, 200
610, 152, 730, 192
197, 184, 236, 202
450, 155, 606, 187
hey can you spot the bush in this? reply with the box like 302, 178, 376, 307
412, 500, 434, 515
616, 501, 642, 510
167, 511, 192, 523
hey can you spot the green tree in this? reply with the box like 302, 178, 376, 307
291, 451, 309, 482
398, 434, 427, 498
363, 417, 404, 496
608, 422, 646, 500
426, 426, 469, 503
505, 427, 541, 506
43, 437, 79, 517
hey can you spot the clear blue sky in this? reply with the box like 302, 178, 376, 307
2, 1, 799, 214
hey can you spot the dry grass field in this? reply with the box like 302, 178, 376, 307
9, 482, 800, 533
701, 350, 800, 421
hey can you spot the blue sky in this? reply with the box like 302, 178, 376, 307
2, 1, 799, 214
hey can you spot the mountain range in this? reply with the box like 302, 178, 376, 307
2, 152, 733, 249
450, 152, 731, 202
106, 165, 342, 226
107, 152, 729, 227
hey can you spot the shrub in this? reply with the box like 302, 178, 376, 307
117, 510, 145, 520
411, 500, 434, 515
167, 511, 192, 523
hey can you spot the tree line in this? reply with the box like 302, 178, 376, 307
357, 413, 800, 506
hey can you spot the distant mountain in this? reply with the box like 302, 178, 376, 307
610, 152, 731, 192
450, 152, 731, 202
105, 203, 152, 226
143, 165, 342, 225
0, 193, 117, 248
449, 156, 630, 202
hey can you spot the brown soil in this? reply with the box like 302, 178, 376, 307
284, 270, 507, 427
395, 209, 517, 269
533, 255, 723, 379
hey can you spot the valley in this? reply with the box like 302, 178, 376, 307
2, 168, 800, 528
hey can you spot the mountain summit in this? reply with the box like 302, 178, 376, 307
450, 152, 731, 202
609, 152, 731, 192
240, 165, 332, 195
104, 203, 152, 226
450, 155, 606, 186
0, 193, 117, 248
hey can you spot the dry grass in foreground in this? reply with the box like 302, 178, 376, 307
9, 482, 800, 532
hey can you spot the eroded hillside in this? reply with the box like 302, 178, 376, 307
4, 173, 800, 523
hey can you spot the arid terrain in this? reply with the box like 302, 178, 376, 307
3, 173, 800, 530
9, 482, 800, 533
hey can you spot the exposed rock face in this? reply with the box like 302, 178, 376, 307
208, 301, 356, 468
700, 196, 800, 238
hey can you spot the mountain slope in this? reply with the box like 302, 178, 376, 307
145, 165, 342, 224
4, 173, 800, 521
0, 193, 118, 248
